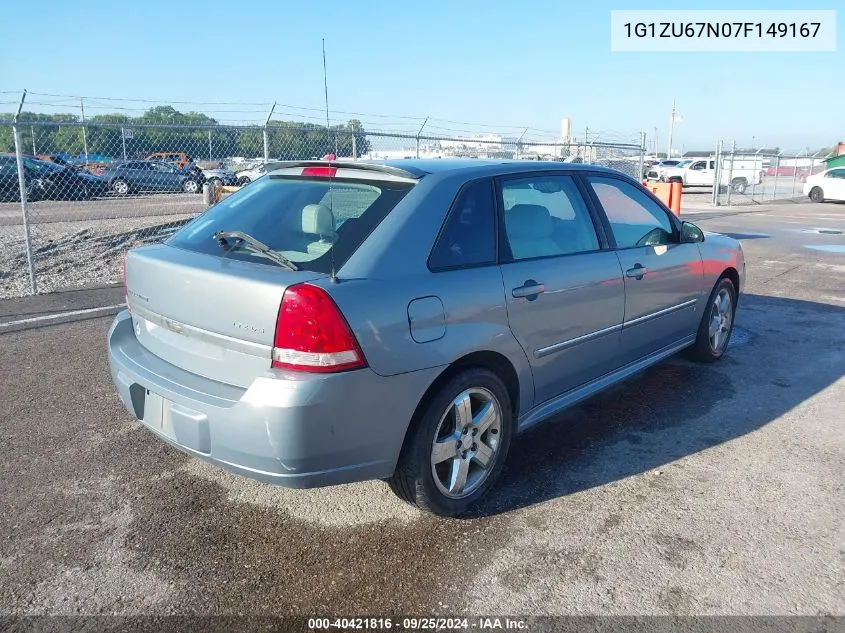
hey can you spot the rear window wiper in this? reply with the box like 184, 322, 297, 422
213, 230, 299, 271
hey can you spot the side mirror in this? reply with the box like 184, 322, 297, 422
680, 221, 705, 244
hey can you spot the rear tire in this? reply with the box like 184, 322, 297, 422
684, 277, 737, 363
731, 178, 747, 194
183, 179, 200, 194
809, 187, 824, 203
388, 368, 513, 517
112, 179, 129, 195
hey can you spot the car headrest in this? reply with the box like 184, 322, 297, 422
301, 204, 335, 237
506, 204, 553, 239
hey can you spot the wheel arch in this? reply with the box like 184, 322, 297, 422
393, 350, 522, 473
719, 266, 741, 308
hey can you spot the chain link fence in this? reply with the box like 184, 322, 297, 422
0, 118, 644, 298
643, 141, 830, 207
711, 142, 830, 207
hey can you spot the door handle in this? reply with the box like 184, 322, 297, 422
625, 264, 648, 280
512, 282, 546, 299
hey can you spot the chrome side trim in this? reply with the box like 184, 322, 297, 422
535, 323, 623, 358
623, 299, 697, 328
518, 335, 695, 433
131, 303, 272, 358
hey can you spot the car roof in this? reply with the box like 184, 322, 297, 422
380, 159, 631, 177
268, 159, 638, 182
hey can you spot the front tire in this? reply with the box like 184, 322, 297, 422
809, 187, 824, 203
388, 368, 513, 517
183, 179, 200, 194
684, 277, 737, 363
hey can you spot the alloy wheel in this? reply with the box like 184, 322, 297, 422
708, 288, 733, 353
430, 387, 502, 499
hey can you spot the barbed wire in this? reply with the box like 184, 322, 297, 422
1, 89, 642, 143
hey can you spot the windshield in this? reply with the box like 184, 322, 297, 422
167, 175, 413, 273
673, 160, 692, 169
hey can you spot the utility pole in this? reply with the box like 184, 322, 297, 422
667, 99, 676, 158
653, 126, 658, 155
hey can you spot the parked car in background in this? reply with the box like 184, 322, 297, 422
645, 160, 684, 181
110, 159, 745, 516
100, 160, 204, 195
803, 167, 845, 202
661, 158, 764, 194
235, 162, 272, 186
200, 165, 237, 187
146, 152, 194, 169
0, 154, 108, 201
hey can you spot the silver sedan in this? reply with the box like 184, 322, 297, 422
108, 159, 745, 516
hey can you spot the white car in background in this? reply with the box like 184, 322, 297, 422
235, 162, 271, 186
804, 167, 845, 202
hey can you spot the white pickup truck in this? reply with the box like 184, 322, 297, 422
661, 157, 764, 194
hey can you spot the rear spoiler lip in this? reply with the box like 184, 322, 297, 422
265, 160, 426, 181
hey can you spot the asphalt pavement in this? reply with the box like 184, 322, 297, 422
0, 200, 843, 618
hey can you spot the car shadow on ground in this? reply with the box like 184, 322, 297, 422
468, 293, 845, 518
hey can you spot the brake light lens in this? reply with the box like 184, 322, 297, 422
300, 166, 337, 178
272, 283, 366, 373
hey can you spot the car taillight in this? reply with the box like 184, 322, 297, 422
272, 283, 366, 373
300, 166, 337, 178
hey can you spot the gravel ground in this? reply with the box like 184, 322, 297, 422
0, 214, 195, 298
0, 201, 843, 620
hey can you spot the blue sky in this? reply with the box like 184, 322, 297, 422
1, 0, 841, 151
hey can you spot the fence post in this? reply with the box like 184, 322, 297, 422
711, 140, 723, 206
121, 127, 127, 160
750, 149, 762, 201
415, 116, 428, 159
790, 152, 802, 198
725, 140, 736, 206
638, 131, 646, 182
208, 129, 212, 161
516, 128, 528, 161
12, 91, 37, 295
772, 153, 781, 200
80, 97, 88, 163
263, 102, 276, 164
808, 152, 820, 189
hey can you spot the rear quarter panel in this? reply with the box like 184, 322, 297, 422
323, 171, 536, 416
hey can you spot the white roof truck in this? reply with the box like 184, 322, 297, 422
661, 157, 764, 194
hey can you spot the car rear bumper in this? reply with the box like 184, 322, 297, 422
107, 311, 439, 488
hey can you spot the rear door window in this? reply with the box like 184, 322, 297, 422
499, 174, 599, 260
168, 175, 412, 273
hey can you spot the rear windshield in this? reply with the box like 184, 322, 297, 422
167, 175, 413, 273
